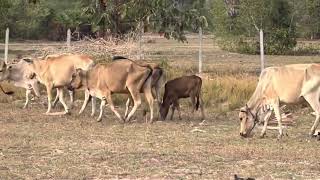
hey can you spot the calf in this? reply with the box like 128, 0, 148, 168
159, 75, 205, 120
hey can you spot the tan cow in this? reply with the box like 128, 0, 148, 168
0, 61, 14, 95
239, 64, 320, 139
67, 59, 154, 122
23, 54, 94, 115
111, 56, 165, 119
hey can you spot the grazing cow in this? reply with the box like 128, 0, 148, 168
159, 75, 205, 121
67, 59, 154, 122
111, 56, 165, 119
239, 64, 320, 139
23, 54, 94, 115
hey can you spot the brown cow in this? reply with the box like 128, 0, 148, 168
159, 75, 205, 120
111, 56, 165, 119
23, 54, 94, 115
68, 59, 154, 122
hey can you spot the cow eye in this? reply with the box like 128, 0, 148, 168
240, 118, 243, 121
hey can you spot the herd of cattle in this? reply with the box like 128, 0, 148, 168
0, 54, 320, 139
0, 54, 204, 122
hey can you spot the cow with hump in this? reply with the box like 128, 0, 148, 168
111, 56, 165, 120
4, 59, 40, 108
23, 54, 94, 115
67, 59, 154, 122
239, 64, 320, 139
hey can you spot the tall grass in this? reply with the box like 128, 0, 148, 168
202, 75, 257, 112
161, 60, 258, 112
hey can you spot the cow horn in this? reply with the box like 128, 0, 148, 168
22, 58, 33, 63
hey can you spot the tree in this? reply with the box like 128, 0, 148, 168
212, 0, 297, 55
82, 0, 209, 41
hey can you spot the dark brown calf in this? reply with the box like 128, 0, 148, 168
160, 75, 205, 120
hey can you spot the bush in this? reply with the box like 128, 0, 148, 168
265, 28, 297, 55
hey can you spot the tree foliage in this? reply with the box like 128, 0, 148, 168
212, 0, 297, 55
0, 0, 210, 41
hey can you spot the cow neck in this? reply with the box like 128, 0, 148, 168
32, 60, 48, 82
246, 93, 263, 116
81, 70, 90, 90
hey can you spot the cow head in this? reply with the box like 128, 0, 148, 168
159, 103, 170, 121
239, 105, 257, 137
0, 61, 11, 81
68, 68, 85, 90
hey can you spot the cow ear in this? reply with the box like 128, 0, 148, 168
22, 58, 33, 64
76, 68, 82, 74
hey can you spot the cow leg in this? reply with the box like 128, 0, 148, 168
23, 88, 32, 109
97, 98, 106, 122
199, 96, 205, 120
45, 84, 53, 114
125, 90, 142, 122
31, 81, 40, 97
105, 94, 124, 122
57, 88, 70, 114
52, 88, 60, 108
144, 88, 154, 123
260, 110, 273, 138
68, 90, 74, 109
154, 84, 162, 109
272, 99, 283, 139
91, 96, 96, 117
175, 100, 182, 120
304, 91, 320, 136
190, 95, 196, 113
79, 89, 90, 115
170, 103, 175, 120
124, 97, 133, 119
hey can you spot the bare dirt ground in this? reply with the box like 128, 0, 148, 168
1, 101, 320, 179
1, 36, 320, 179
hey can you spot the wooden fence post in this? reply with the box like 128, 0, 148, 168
199, 27, 203, 74
139, 22, 144, 60
4, 28, 9, 64
67, 28, 71, 51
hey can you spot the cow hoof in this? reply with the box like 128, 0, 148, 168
259, 133, 266, 138
96, 118, 102, 122
90, 113, 95, 117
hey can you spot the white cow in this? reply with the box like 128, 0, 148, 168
239, 64, 320, 139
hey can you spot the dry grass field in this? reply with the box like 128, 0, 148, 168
1, 36, 320, 179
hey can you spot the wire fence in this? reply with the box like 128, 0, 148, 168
0, 28, 218, 74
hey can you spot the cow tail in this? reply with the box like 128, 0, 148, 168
151, 68, 163, 87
